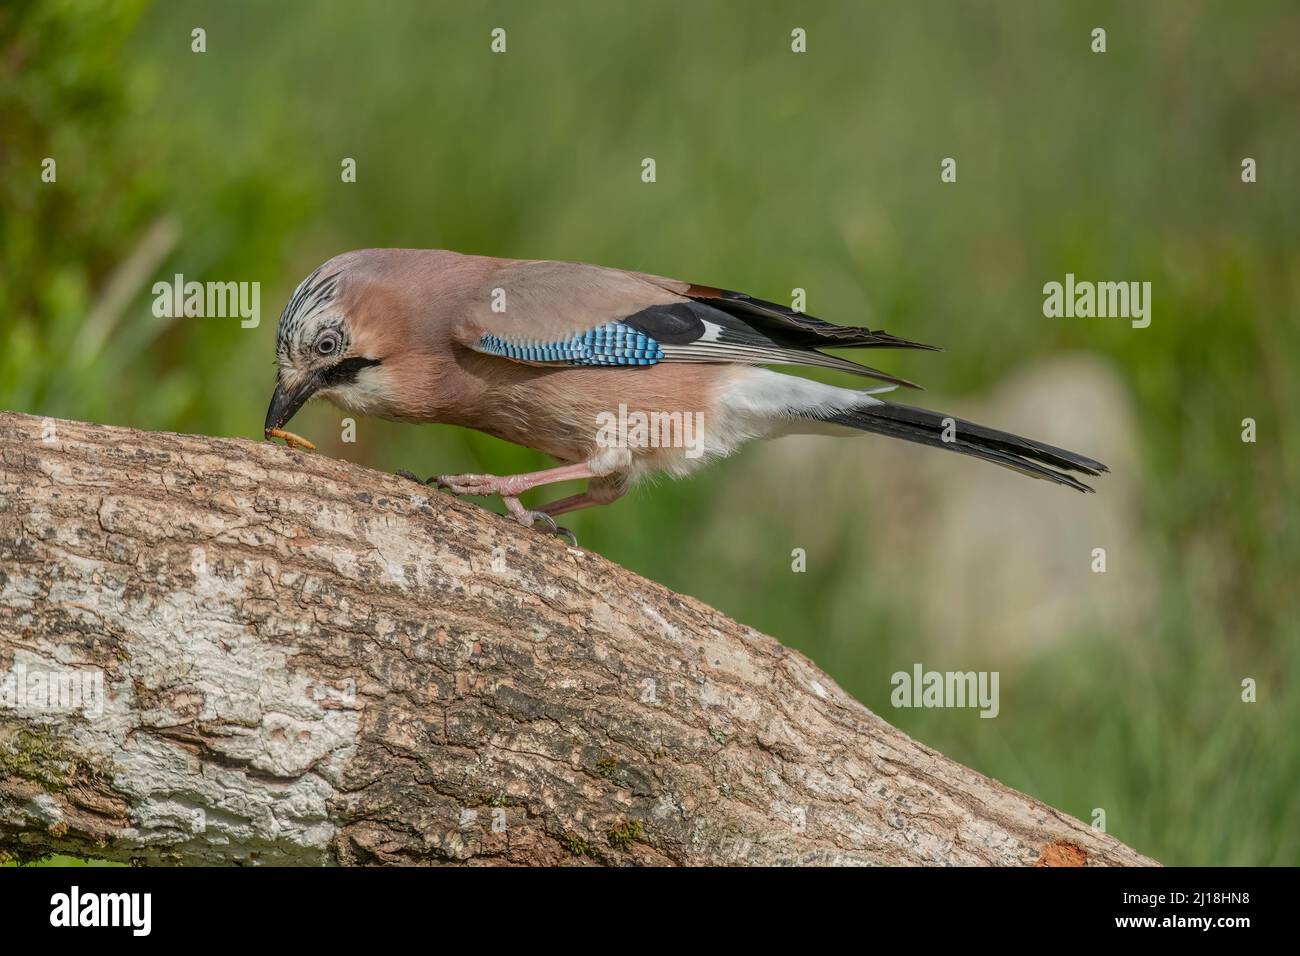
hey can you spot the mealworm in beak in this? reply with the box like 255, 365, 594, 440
266, 427, 316, 451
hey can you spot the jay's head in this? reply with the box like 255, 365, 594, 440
264, 256, 391, 436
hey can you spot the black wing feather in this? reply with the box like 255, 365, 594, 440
623, 299, 924, 389
686, 287, 942, 351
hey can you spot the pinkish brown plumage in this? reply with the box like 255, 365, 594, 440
266, 248, 1106, 537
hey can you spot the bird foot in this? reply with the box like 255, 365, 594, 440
398, 470, 514, 497
502, 496, 578, 547
433, 472, 518, 497
419, 473, 579, 546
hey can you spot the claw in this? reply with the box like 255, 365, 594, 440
395, 469, 426, 486
518, 510, 578, 547
517, 509, 558, 533
425, 472, 583, 546
499, 497, 577, 544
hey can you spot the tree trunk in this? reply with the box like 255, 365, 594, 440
0, 411, 1154, 866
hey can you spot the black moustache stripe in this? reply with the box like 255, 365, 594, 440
319, 356, 382, 388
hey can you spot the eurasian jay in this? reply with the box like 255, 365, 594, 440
264, 248, 1106, 534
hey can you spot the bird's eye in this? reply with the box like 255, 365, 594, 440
316, 332, 341, 356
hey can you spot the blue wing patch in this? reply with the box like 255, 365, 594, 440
479, 321, 665, 367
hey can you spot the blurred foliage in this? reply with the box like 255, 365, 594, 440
2, 1, 1297, 865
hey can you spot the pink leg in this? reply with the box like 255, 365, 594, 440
539, 479, 627, 517
435, 462, 597, 498
435, 463, 603, 536
538, 493, 602, 518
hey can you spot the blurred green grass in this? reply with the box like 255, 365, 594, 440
2, 0, 1297, 865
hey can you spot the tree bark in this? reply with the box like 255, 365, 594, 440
0, 411, 1154, 866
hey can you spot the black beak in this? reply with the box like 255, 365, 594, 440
263, 374, 319, 436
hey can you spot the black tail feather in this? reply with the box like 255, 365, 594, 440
824, 402, 1107, 493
